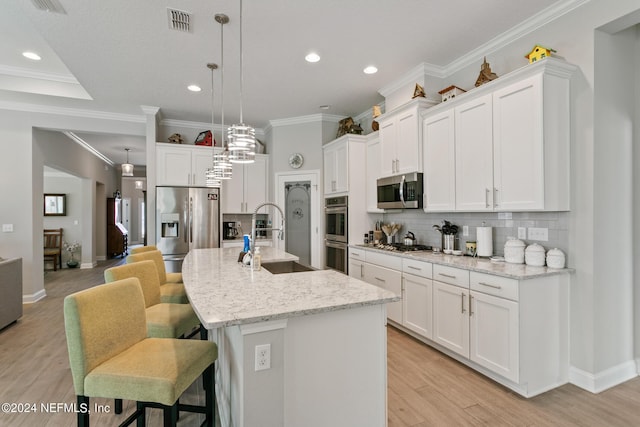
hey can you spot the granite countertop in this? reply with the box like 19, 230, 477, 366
351, 244, 574, 280
182, 247, 400, 329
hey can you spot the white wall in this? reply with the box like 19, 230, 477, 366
0, 108, 144, 300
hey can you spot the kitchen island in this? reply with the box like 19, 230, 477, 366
182, 247, 399, 427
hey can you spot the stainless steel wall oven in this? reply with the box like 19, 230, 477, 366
324, 196, 348, 274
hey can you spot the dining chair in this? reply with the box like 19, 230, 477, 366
43, 228, 63, 271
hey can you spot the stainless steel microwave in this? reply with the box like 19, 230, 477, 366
377, 172, 423, 209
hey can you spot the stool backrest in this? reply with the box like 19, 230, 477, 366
130, 245, 158, 255
126, 250, 168, 284
63, 278, 146, 395
104, 260, 161, 308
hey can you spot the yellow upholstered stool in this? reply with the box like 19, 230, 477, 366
126, 250, 186, 304
130, 245, 158, 255
104, 260, 200, 339
63, 278, 216, 427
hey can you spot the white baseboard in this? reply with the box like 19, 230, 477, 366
97, 255, 106, 261
80, 261, 97, 269
569, 360, 638, 393
23, 289, 47, 304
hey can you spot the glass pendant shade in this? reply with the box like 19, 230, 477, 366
205, 168, 221, 188
122, 148, 133, 176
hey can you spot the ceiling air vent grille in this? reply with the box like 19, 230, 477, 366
167, 8, 191, 32
30, 0, 66, 14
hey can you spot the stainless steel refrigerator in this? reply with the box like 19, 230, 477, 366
156, 186, 220, 272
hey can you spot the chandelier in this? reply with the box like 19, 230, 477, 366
204, 63, 221, 188
121, 148, 133, 177
227, 0, 255, 163
212, 13, 233, 179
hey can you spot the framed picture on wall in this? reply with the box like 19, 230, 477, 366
44, 194, 66, 216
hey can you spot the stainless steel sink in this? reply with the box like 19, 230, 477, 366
262, 261, 314, 274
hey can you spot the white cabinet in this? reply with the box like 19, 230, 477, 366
221, 154, 268, 213
432, 266, 470, 357
454, 94, 494, 211
469, 290, 519, 382
156, 143, 218, 186
403, 273, 433, 339
366, 133, 383, 213
422, 109, 456, 211
365, 263, 402, 324
422, 58, 574, 212
378, 98, 435, 176
323, 140, 348, 194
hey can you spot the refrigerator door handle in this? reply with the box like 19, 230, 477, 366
189, 197, 194, 244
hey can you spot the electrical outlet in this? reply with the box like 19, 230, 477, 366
517, 227, 527, 239
528, 227, 548, 241
237, 221, 241, 227
462, 225, 469, 236
255, 344, 271, 371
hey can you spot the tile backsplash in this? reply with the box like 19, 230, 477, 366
377, 210, 569, 260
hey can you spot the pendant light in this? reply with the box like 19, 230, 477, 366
228, 0, 255, 164
212, 13, 232, 179
205, 63, 221, 188
122, 148, 133, 176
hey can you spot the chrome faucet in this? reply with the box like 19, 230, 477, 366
251, 202, 285, 254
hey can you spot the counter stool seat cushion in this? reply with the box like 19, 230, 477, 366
84, 337, 216, 406
126, 250, 187, 304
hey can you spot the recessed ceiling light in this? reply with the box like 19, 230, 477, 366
363, 65, 378, 74
187, 85, 202, 92
22, 51, 41, 61
305, 53, 320, 63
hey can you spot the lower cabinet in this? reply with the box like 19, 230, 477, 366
364, 263, 402, 324
402, 273, 432, 339
432, 280, 469, 357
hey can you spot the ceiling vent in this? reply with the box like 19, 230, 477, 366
167, 8, 191, 32
30, 0, 66, 14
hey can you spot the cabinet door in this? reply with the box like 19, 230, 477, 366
396, 110, 421, 174
432, 281, 469, 358
366, 136, 383, 212
192, 150, 215, 187
470, 291, 519, 382
423, 110, 456, 211
333, 143, 348, 193
157, 146, 192, 186
244, 155, 268, 212
365, 263, 402, 324
493, 75, 544, 211
455, 94, 494, 211
402, 273, 433, 339
323, 148, 336, 194
379, 120, 397, 176
221, 163, 245, 213
349, 258, 365, 280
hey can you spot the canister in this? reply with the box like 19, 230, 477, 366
504, 239, 525, 264
525, 243, 546, 266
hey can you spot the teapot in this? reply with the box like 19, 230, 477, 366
403, 231, 416, 246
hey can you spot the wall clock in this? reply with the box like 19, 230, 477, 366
288, 153, 304, 169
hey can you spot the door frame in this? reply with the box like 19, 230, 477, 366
275, 170, 321, 269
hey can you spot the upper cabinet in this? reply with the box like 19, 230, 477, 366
378, 98, 437, 177
323, 139, 349, 195
422, 58, 575, 212
365, 133, 384, 213
221, 154, 269, 214
156, 143, 219, 187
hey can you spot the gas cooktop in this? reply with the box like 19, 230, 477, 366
374, 243, 433, 252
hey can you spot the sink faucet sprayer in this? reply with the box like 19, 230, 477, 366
251, 202, 285, 255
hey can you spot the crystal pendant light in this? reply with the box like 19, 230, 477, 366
121, 148, 133, 176
228, 0, 255, 163
204, 63, 221, 188
212, 13, 233, 179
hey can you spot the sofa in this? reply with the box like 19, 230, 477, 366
0, 258, 22, 330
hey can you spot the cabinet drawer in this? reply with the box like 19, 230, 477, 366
349, 247, 366, 260
470, 272, 519, 301
402, 258, 432, 279
366, 250, 403, 270
433, 265, 469, 288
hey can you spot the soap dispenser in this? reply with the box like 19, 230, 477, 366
252, 247, 262, 271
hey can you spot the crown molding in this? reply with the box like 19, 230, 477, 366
442, 0, 590, 75
140, 105, 160, 115
378, 62, 446, 97
0, 64, 79, 84
0, 100, 145, 123
269, 113, 345, 128
378, 0, 589, 94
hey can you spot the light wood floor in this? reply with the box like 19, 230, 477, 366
1, 261, 640, 426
